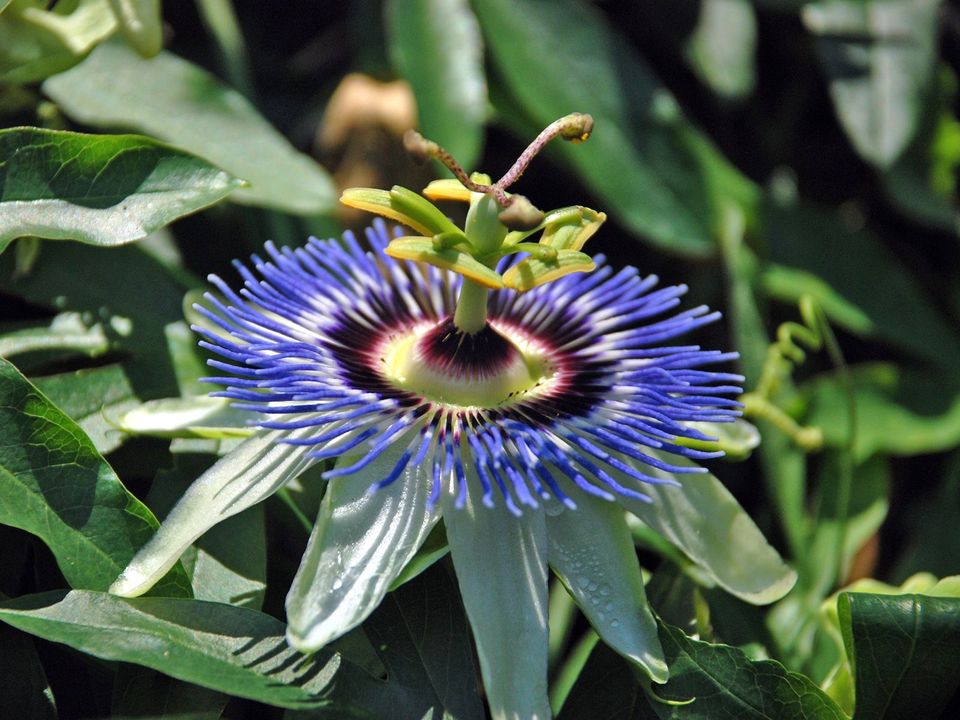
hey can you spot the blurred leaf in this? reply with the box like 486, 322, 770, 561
0, 623, 57, 720
769, 454, 891, 674
475, 0, 759, 257
685, 0, 757, 100
758, 263, 874, 336
0, 590, 347, 710
0, 127, 242, 249
803, 362, 960, 461
386, 0, 486, 170
43, 41, 335, 215
655, 622, 847, 719
0, 311, 111, 359
107, 0, 162, 57
803, 0, 940, 168
0, 0, 117, 84
882, 68, 960, 236
766, 201, 960, 369
839, 592, 960, 718
0, 357, 190, 595
32, 363, 139, 455
720, 220, 809, 560
557, 640, 658, 720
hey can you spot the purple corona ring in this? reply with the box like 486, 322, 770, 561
197, 220, 741, 515
111, 116, 796, 720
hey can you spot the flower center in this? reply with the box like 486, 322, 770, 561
380, 318, 555, 408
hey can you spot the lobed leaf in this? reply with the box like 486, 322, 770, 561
654, 621, 848, 719
0, 590, 344, 710
839, 592, 960, 719
0, 127, 242, 248
0, 357, 190, 595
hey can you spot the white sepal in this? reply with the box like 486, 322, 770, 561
111, 429, 313, 597
285, 443, 439, 651
443, 488, 551, 720
616, 452, 797, 604
546, 498, 667, 683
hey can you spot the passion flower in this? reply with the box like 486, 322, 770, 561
112, 114, 795, 720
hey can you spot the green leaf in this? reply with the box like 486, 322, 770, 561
386, 0, 486, 170
0, 357, 190, 595
0, 623, 57, 720
475, 0, 759, 257
0, 590, 346, 710
839, 592, 960, 719
758, 263, 875, 337
766, 200, 960, 369
0, 127, 242, 248
685, 0, 758, 100
43, 41, 335, 215
655, 622, 847, 719
803, 0, 940, 168
0, 0, 117, 84
32, 363, 140, 455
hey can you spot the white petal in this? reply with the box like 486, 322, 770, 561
546, 499, 667, 683
285, 443, 439, 651
443, 490, 551, 720
615, 452, 797, 604
111, 430, 312, 597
